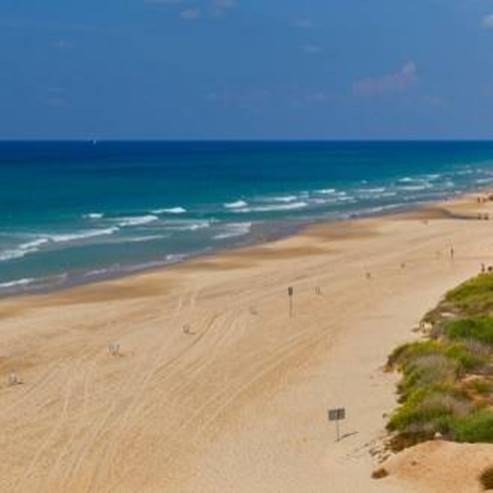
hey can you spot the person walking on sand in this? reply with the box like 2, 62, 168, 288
450, 247, 455, 260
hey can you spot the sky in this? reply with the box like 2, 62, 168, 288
2, 0, 493, 139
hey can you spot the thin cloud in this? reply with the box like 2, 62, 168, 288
214, 0, 236, 8
146, 0, 237, 19
302, 44, 322, 54
51, 40, 72, 50
482, 14, 493, 29
210, 0, 237, 17
144, 0, 186, 4
180, 8, 201, 20
352, 61, 418, 96
294, 18, 313, 29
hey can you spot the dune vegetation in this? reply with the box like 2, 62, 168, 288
387, 273, 493, 452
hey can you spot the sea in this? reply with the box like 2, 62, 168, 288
2, 140, 493, 296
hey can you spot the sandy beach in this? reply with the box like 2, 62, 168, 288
1, 193, 493, 493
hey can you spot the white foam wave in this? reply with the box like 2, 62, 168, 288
0, 237, 51, 262
84, 268, 112, 278
83, 212, 104, 219
126, 235, 164, 243
21, 238, 50, 249
213, 222, 252, 240
357, 187, 386, 194
152, 207, 186, 214
164, 220, 213, 231
117, 215, 159, 227
0, 227, 122, 262
224, 200, 248, 209
0, 278, 35, 289
267, 195, 298, 203
233, 201, 308, 213
49, 227, 120, 243
165, 253, 187, 263
425, 174, 441, 181
398, 184, 431, 191
317, 188, 337, 194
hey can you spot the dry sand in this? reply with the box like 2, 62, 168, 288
0, 194, 492, 492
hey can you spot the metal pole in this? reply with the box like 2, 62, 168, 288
289, 296, 293, 318
336, 420, 340, 442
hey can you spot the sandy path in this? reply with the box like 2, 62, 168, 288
0, 195, 492, 492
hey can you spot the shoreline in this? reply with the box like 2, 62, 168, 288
0, 188, 470, 301
1, 189, 493, 492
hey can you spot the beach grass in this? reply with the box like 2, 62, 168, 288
387, 273, 493, 449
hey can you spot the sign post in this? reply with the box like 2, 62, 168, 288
288, 286, 294, 318
328, 408, 346, 442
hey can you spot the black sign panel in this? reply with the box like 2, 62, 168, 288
328, 408, 346, 421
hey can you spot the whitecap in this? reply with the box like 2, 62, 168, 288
117, 215, 159, 227
21, 238, 50, 250
425, 174, 441, 181
357, 187, 386, 194
124, 235, 165, 243
316, 188, 337, 194
266, 195, 298, 203
83, 212, 104, 219
233, 201, 308, 213
152, 207, 186, 214
398, 184, 431, 191
0, 278, 35, 289
224, 200, 248, 209
0, 249, 29, 261
49, 227, 120, 243
0, 237, 50, 262
213, 222, 252, 240
165, 253, 187, 263
110, 235, 166, 245
164, 220, 213, 231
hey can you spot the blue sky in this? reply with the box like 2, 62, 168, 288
2, 0, 493, 139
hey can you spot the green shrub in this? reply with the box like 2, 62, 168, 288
470, 379, 493, 396
445, 343, 488, 371
387, 273, 493, 450
451, 410, 493, 443
388, 386, 470, 433
388, 340, 445, 369
445, 317, 493, 346
446, 274, 493, 316
398, 354, 459, 398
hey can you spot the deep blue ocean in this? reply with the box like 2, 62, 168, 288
2, 141, 493, 296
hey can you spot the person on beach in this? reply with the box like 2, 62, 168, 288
450, 247, 455, 260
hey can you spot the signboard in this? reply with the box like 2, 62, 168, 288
328, 408, 346, 442
328, 408, 346, 421
287, 286, 294, 317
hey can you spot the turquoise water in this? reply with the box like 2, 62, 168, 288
2, 141, 493, 295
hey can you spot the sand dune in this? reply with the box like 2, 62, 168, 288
0, 194, 492, 492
